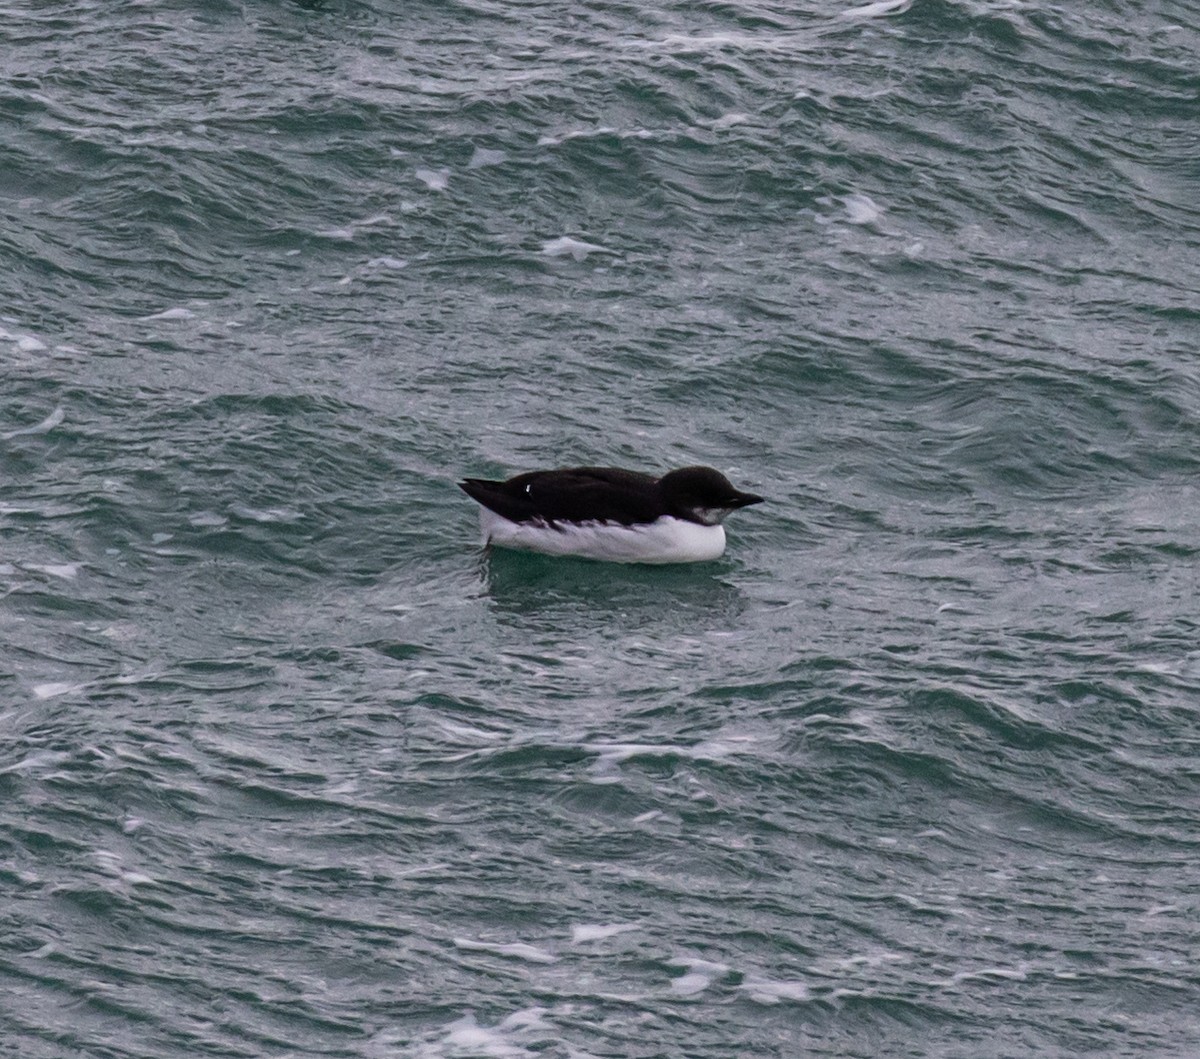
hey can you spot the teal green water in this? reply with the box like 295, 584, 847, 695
3, 2, 1200, 1055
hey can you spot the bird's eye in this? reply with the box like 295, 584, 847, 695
525, 484, 532, 494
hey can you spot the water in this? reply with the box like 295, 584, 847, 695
3, 1, 1200, 1055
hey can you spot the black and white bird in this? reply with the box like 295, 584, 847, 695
459, 465, 764, 564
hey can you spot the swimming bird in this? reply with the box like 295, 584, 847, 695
459, 465, 764, 564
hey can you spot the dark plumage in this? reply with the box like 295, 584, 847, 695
459, 465, 764, 527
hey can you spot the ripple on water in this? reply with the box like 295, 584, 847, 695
4, 1, 1200, 1056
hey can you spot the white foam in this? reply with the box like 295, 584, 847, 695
670, 972, 713, 996
468, 147, 508, 169
827, 949, 908, 972
710, 112, 752, 129
691, 734, 755, 759
415, 167, 450, 191
140, 307, 196, 321
188, 511, 228, 528
586, 735, 754, 781
2, 406, 64, 439
740, 976, 811, 1004
668, 957, 728, 996
29, 562, 81, 580
540, 236, 610, 261
435, 719, 507, 743
947, 966, 1028, 984
416, 1009, 551, 1059
1, 749, 72, 772
591, 742, 672, 768
843, 192, 883, 225
229, 503, 302, 524
570, 922, 640, 944
17, 334, 47, 351
538, 127, 617, 147
453, 937, 558, 964
839, 0, 912, 18
367, 256, 408, 270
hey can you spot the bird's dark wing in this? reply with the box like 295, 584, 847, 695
459, 467, 665, 525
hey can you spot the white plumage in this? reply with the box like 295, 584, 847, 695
478, 509, 727, 564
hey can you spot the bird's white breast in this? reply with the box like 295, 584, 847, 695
479, 510, 726, 564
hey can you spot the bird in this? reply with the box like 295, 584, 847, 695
458, 465, 764, 564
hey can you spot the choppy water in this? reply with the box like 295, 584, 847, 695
4, 1, 1200, 1055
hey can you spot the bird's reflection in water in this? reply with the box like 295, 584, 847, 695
473, 546, 749, 637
